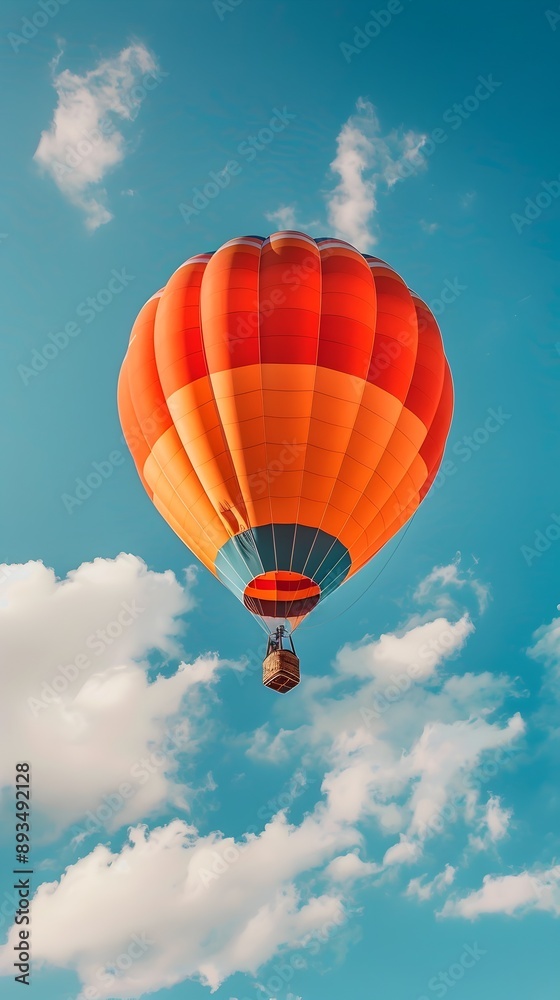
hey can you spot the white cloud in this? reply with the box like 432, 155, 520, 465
405, 714, 523, 841
0, 555, 234, 835
264, 204, 322, 237
334, 614, 473, 684
414, 559, 490, 614
247, 724, 295, 764
439, 867, 560, 919
0, 558, 536, 997
406, 864, 456, 902
528, 612, 560, 682
247, 562, 523, 877
326, 98, 427, 249
325, 853, 380, 884
420, 219, 439, 234
265, 205, 297, 229
383, 836, 421, 867
468, 795, 512, 852
34, 44, 160, 229
461, 191, 476, 209
0, 800, 358, 998
485, 795, 512, 842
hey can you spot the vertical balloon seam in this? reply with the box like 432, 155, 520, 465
127, 288, 230, 581
294, 239, 344, 590
299, 242, 381, 595
342, 273, 436, 566
145, 279, 229, 576
286, 234, 323, 613
347, 263, 422, 552
120, 297, 216, 574
342, 323, 445, 579
296, 241, 356, 591
194, 252, 270, 609
303, 258, 414, 590
302, 270, 402, 575
285, 235, 327, 622
347, 354, 452, 578
258, 237, 279, 577
242, 238, 270, 583
150, 264, 257, 604
202, 242, 268, 586
311, 279, 442, 586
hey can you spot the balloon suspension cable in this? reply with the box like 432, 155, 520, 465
300, 512, 418, 631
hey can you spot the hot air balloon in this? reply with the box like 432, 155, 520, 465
118, 232, 453, 692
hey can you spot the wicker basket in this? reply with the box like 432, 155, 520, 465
262, 648, 300, 693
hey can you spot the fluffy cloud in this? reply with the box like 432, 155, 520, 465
420, 219, 439, 234
34, 44, 161, 229
469, 795, 512, 852
406, 864, 456, 902
414, 559, 490, 614
528, 611, 560, 684
264, 100, 427, 247
265, 205, 297, 229
439, 867, 560, 919
325, 852, 380, 884
326, 98, 427, 248
383, 836, 422, 867
0, 555, 233, 835
0, 558, 533, 998
0, 799, 360, 997
404, 714, 522, 841
334, 614, 473, 683
485, 795, 512, 841
248, 562, 523, 873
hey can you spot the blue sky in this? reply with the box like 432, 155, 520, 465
1, 0, 560, 997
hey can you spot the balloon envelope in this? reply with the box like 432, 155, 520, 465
118, 232, 453, 632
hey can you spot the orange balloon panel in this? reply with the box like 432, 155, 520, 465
118, 232, 453, 630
